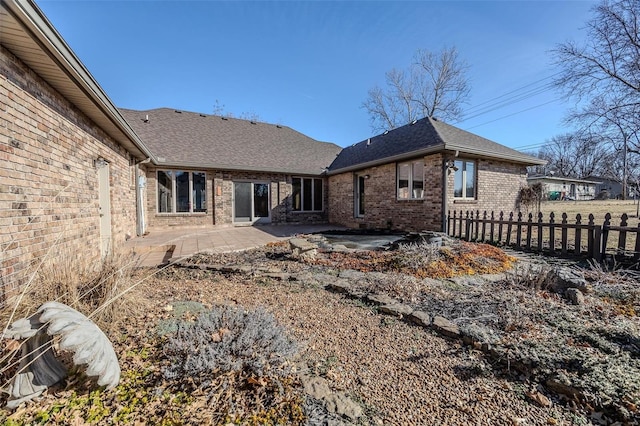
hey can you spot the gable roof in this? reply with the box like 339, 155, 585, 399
120, 108, 341, 175
0, 0, 154, 160
327, 116, 545, 174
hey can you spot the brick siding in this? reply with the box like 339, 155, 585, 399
0, 46, 137, 300
328, 153, 527, 232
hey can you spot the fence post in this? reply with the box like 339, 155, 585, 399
561, 212, 568, 255
489, 211, 495, 243
549, 212, 555, 254
525, 213, 533, 250
516, 211, 523, 248
601, 213, 611, 259
498, 211, 504, 243
506, 212, 513, 246
474, 210, 480, 241
618, 213, 628, 254
465, 211, 472, 241
537, 212, 543, 252
574, 214, 582, 256
593, 225, 602, 262
587, 214, 596, 259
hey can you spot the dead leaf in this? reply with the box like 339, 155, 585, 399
5, 339, 21, 351
247, 376, 267, 386
526, 390, 552, 407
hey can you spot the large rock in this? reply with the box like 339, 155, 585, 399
565, 288, 585, 305
365, 293, 398, 306
549, 267, 590, 294
408, 310, 431, 327
379, 304, 413, 317
325, 392, 363, 421
431, 316, 461, 339
289, 238, 318, 259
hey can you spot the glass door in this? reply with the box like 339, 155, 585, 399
233, 182, 270, 223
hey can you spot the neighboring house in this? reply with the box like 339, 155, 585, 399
584, 176, 625, 199
0, 0, 154, 295
326, 117, 546, 232
119, 108, 341, 230
526, 175, 599, 201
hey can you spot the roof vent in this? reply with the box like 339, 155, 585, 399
383, 130, 389, 135
411, 119, 417, 125
276, 125, 282, 129
432, 117, 438, 121
221, 116, 228, 121
143, 114, 149, 123
250, 121, 257, 125
366, 138, 371, 146
199, 114, 206, 117
174, 110, 182, 113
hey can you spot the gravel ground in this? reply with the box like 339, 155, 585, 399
153, 267, 586, 425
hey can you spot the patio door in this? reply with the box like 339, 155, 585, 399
233, 182, 270, 224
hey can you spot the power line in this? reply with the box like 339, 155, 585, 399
463, 99, 560, 131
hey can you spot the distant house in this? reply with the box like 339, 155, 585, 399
526, 175, 599, 201
326, 117, 546, 232
119, 108, 341, 230
584, 176, 625, 199
0, 0, 154, 294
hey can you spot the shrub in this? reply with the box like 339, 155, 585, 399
162, 305, 297, 386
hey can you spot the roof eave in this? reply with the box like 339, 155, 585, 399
154, 160, 327, 176
327, 145, 444, 176
1, 0, 156, 162
444, 143, 547, 166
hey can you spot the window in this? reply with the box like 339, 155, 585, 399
397, 160, 424, 199
157, 170, 206, 213
453, 160, 475, 199
292, 177, 323, 211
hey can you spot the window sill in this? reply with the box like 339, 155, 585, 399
453, 199, 477, 204
155, 212, 208, 217
396, 198, 424, 202
292, 210, 324, 213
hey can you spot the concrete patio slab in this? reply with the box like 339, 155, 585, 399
125, 224, 344, 267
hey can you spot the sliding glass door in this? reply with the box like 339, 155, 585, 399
233, 181, 270, 223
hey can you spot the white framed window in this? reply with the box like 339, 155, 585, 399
397, 160, 424, 200
292, 177, 323, 211
157, 170, 206, 213
453, 160, 475, 199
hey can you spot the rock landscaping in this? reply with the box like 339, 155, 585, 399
178, 233, 640, 424
2, 232, 638, 425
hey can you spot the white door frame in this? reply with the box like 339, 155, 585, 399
97, 159, 112, 258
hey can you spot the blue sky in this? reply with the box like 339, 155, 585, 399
36, 0, 596, 150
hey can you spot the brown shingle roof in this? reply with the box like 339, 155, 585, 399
120, 108, 341, 175
328, 116, 545, 174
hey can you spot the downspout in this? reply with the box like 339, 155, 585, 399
442, 157, 448, 233
136, 158, 151, 236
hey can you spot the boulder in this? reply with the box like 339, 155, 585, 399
408, 310, 431, 327
565, 288, 585, 305
289, 238, 318, 259
432, 316, 461, 339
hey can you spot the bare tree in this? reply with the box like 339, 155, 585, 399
552, 0, 639, 198
363, 46, 470, 132
212, 99, 261, 121
538, 132, 611, 178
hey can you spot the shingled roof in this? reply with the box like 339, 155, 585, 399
327, 116, 545, 174
120, 108, 341, 175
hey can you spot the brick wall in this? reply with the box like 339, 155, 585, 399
0, 46, 137, 300
328, 153, 528, 232
447, 157, 527, 217
144, 167, 328, 229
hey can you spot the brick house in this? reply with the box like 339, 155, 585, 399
0, 0, 154, 296
119, 108, 341, 231
326, 117, 546, 232
1, 0, 546, 296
